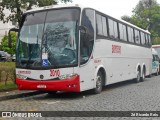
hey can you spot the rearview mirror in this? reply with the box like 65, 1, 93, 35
8, 28, 19, 48
79, 25, 88, 34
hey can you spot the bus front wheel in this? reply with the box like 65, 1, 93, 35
92, 71, 103, 94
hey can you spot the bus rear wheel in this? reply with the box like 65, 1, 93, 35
135, 69, 141, 83
141, 69, 145, 82
156, 69, 159, 76
92, 71, 103, 94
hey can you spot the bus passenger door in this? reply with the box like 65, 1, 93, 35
79, 8, 95, 91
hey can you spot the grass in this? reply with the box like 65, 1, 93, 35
0, 62, 16, 91
0, 62, 15, 68
0, 81, 17, 92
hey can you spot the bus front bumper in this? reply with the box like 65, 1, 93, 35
16, 75, 80, 92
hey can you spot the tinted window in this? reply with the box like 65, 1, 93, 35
128, 27, 134, 43
148, 34, 151, 47
96, 14, 108, 37
141, 32, 145, 45
108, 18, 118, 39
134, 29, 140, 44
80, 9, 94, 64
102, 16, 108, 36
96, 14, 103, 35
145, 34, 149, 46
119, 23, 127, 41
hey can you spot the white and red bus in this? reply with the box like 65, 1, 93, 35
152, 45, 160, 73
9, 4, 152, 94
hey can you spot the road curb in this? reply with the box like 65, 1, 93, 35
0, 91, 45, 101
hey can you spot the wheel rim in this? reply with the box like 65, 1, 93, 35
141, 70, 145, 81
137, 71, 140, 82
96, 75, 102, 90
156, 70, 159, 76
142, 71, 145, 79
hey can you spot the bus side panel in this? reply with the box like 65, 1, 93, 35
78, 59, 95, 92
93, 39, 152, 85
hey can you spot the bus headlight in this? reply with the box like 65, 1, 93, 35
58, 73, 78, 80
16, 74, 27, 80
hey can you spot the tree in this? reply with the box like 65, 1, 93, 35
121, 0, 160, 45
0, 0, 72, 27
1, 32, 16, 55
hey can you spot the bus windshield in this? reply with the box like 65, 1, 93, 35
17, 8, 80, 69
153, 47, 160, 58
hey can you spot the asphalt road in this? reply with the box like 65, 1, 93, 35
1, 75, 160, 120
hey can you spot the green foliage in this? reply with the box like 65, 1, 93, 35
0, 0, 72, 26
152, 37, 160, 45
1, 32, 16, 55
0, 62, 16, 90
121, 0, 160, 45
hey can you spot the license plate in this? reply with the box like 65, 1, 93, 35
37, 85, 46, 88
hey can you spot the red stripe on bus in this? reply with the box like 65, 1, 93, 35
16, 75, 80, 92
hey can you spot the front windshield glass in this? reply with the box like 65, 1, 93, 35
17, 8, 80, 69
154, 47, 160, 58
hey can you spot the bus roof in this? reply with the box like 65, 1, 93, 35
24, 4, 150, 34
25, 4, 83, 13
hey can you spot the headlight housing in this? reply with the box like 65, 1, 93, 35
58, 73, 78, 80
16, 74, 27, 80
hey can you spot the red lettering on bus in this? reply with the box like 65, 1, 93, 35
18, 71, 31, 74
112, 45, 121, 53
50, 69, 60, 77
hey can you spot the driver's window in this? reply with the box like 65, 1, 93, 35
80, 9, 94, 65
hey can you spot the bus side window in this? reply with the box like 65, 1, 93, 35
134, 29, 140, 44
96, 14, 103, 36
148, 34, 151, 47
127, 27, 134, 43
119, 23, 127, 41
145, 34, 149, 46
96, 14, 108, 37
108, 18, 118, 39
140, 32, 145, 45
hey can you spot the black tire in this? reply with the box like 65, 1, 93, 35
156, 69, 159, 76
92, 71, 103, 94
135, 69, 141, 83
141, 69, 145, 82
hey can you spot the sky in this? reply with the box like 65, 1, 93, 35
70, 0, 160, 19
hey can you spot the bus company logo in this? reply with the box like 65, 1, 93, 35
18, 70, 31, 74
50, 69, 60, 77
112, 45, 121, 53
2, 112, 11, 117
